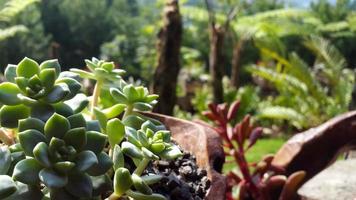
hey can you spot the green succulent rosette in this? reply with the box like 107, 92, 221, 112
12, 113, 112, 199
0, 57, 88, 126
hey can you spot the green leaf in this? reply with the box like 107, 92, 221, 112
18, 118, 44, 133
114, 168, 133, 197
16, 57, 39, 79
30, 103, 55, 122
84, 59, 97, 71
86, 120, 101, 132
84, 131, 107, 154
126, 190, 166, 200
17, 94, 37, 106
53, 103, 74, 117
91, 175, 112, 197
141, 175, 163, 185
65, 172, 92, 198
103, 104, 126, 119
4, 182, 43, 200
125, 127, 141, 147
0, 105, 30, 128
53, 161, 75, 174
121, 142, 143, 159
33, 142, 51, 168
86, 152, 113, 176
4, 65, 17, 83
123, 85, 139, 102
64, 93, 89, 113
150, 143, 166, 154
93, 108, 107, 132
133, 102, 152, 111
112, 145, 124, 170
44, 113, 70, 140
101, 62, 115, 71
131, 173, 152, 195
48, 188, 76, 200
0, 146, 11, 175
0, 83, 21, 105
39, 68, 56, 90
107, 118, 125, 147
48, 137, 65, 155
39, 59, 61, 78
67, 113, 86, 129
63, 128, 86, 150
12, 158, 42, 185
56, 78, 81, 100
159, 145, 182, 160
123, 115, 145, 130
110, 88, 127, 103
142, 147, 159, 160
145, 94, 159, 103
42, 84, 70, 104
18, 129, 47, 157
39, 168, 68, 188
70, 69, 96, 80
0, 175, 17, 199
75, 150, 98, 172
137, 130, 149, 148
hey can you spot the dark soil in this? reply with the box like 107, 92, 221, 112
146, 151, 211, 200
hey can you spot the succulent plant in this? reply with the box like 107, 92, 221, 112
0, 57, 183, 200
0, 57, 87, 126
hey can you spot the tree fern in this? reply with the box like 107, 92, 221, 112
0, 0, 39, 22
258, 106, 306, 129
0, 25, 26, 40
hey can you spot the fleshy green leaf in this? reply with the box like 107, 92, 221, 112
63, 128, 86, 150
0, 105, 30, 128
18, 118, 45, 133
123, 85, 139, 102
75, 151, 98, 172
142, 147, 159, 160
84, 131, 107, 154
137, 130, 149, 148
126, 190, 166, 200
141, 175, 163, 185
114, 168, 133, 197
150, 143, 166, 154
131, 173, 152, 195
17, 94, 37, 106
16, 57, 39, 79
39, 168, 68, 188
107, 118, 125, 147
42, 84, 70, 103
39, 68, 56, 90
110, 88, 127, 103
112, 145, 124, 170
64, 93, 89, 113
12, 158, 42, 185
0, 83, 21, 105
53, 103, 74, 117
30, 103, 55, 122
121, 142, 143, 159
86, 152, 113, 176
86, 120, 101, 132
145, 94, 159, 103
91, 174, 113, 197
65, 172, 93, 198
33, 142, 51, 168
133, 102, 152, 111
93, 108, 107, 131
4, 65, 17, 83
0, 175, 17, 199
44, 113, 70, 140
123, 115, 145, 130
39, 59, 61, 78
4, 182, 43, 200
159, 145, 182, 160
56, 78, 81, 100
0, 146, 11, 175
53, 161, 75, 174
70, 69, 96, 80
48, 188, 76, 200
103, 104, 126, 119
18, 129, 47, 156
67, 113, 86, 129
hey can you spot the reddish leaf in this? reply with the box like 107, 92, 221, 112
202, 111, 218, 122
227, 101, 240, 121
247, 127, 263, 149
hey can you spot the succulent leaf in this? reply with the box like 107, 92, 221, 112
12, 158, 42, 185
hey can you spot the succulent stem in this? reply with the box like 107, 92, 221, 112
122, 105, 134, 120
133, 158, 150, 176
91, 80, 103, 119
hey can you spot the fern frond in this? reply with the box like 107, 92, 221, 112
0, 25, 27, 41
258, 106, 306, 129
0, 0, 39, 22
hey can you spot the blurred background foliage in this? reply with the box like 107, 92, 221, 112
0, 0, 355, 135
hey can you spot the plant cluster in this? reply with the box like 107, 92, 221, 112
0, 57, 182, 200
202, 100, 305, 200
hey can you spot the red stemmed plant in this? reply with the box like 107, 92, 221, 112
202, 100, 306, 200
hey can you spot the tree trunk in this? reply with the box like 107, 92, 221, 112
209, 25, 225, 104
153, 0, 182, 115
230, 39, 244, 88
